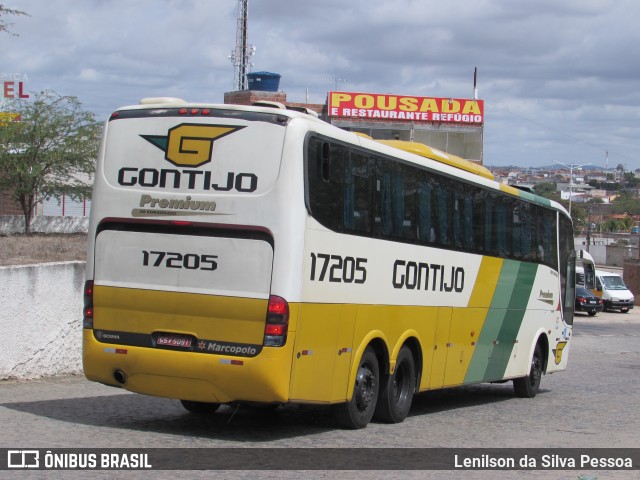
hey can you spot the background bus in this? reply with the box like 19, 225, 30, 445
83, 98, 576, 429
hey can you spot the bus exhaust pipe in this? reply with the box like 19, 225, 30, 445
113, 369, 126, 385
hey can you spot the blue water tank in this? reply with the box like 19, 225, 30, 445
247, 72, 281, 92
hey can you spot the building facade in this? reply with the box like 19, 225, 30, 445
224, 88, 484, 165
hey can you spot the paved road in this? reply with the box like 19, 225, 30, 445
1, 308, 638, 479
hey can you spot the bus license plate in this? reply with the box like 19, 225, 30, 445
156, 334, 193, 348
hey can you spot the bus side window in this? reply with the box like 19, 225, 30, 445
344, 152, 373, 234
472, 187, 485, 253
433, 177, 451, 247
559, 214, 575, 325
463, 189, 474, 250
307, 136, 566, 274
484, 194, 494, 254
375, 159, 417, 241
417, 175, 434, 243
548, 211, 558, 269
321, 141, 331, 182
306, 137, 344, 232
453, 184, 473, 250
453, 187, 462, 248
495, 197, 511, 257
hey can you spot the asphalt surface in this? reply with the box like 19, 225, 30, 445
0, 307, 638, 479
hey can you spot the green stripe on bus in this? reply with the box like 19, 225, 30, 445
514, 188, 552, 208
464, 260, 520, 383
483, 261, 539, 381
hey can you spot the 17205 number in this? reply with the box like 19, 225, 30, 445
309, 253, 367, 284
141, 250, 218, 271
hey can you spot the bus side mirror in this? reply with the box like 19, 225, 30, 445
596, 286, 602, 292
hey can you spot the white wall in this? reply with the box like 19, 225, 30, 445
0, 262, 85, 379
0, 215, 89, 235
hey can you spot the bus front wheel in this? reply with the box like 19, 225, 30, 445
333, 347, 379, 429
374, 345, 416, 423
513, 343, 543, 398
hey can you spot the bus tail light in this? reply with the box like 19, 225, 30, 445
83, 280, 94, 328
264, 295, 289, 347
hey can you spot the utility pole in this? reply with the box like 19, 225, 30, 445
329, 77, 347, 92
585, 203, 592, 252
554, 160, 591, 217
229, 0, 254, 91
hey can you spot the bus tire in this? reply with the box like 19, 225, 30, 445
332, 347, 379, 429
513, 343, 543, 398
374, 345, 415, 423
180, 400, 221, 414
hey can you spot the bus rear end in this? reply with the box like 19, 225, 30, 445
83, 99, 299, 406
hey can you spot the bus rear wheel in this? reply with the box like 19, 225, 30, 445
180, 400, 221, 414
332, 347, 379, 429
374, 345, 415, 423
513, 343, 543, 398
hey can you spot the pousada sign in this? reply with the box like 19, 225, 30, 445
0, 112, 21, 126
328, 91, 484, 125
2, 73, 29, 99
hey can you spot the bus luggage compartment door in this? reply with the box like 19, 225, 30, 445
92, 229, 273, 347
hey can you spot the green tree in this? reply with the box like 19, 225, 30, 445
602, 218, 624, 233
0, 91, 101, 233
623, 171, 639, 188
620, 216, 634, 232
0, 4, 28, 35
612, 191, 640, 215
568, 203, 586, 230
533, 181, 557, 199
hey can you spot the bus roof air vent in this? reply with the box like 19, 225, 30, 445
252, 101, 286, 109
285, 106, 319, 118
139, 97, 186, 105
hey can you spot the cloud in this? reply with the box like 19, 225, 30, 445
2, 0, 639, 168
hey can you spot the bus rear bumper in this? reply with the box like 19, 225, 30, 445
82, 330, 295, 404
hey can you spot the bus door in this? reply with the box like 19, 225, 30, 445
579, 250, 597, 293
427, 307, 451, 389
289, 303, 357, 403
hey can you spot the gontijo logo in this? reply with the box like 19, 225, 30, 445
141, 124, 244, 167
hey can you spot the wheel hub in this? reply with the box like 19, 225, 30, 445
354, 366, 376, 411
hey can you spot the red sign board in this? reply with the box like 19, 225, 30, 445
328, 91, 484, 125
0, 112, 21, 126
2, 81, 29, 99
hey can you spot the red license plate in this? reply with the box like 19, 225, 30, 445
157, 334, 193, 348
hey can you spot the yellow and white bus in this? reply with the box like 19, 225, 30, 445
83, 98, 576, 429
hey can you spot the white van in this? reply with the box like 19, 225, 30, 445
595, 271, 634, 313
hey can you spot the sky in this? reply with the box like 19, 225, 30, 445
1, 0, 639, 170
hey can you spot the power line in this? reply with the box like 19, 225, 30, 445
494, 104, 638, 165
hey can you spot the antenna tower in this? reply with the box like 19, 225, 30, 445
229, 0, 254, 91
